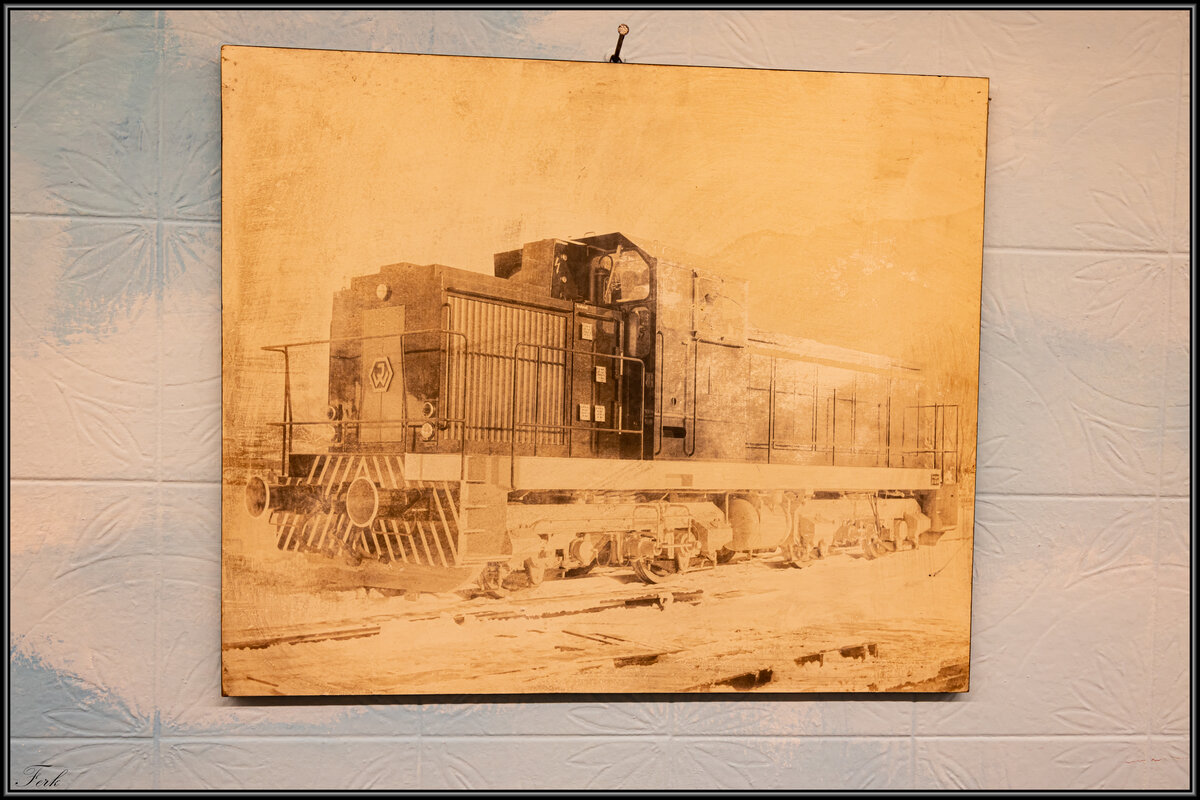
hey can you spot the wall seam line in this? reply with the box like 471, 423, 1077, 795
10, 211, 218, 225
911, 700, 917, 786
982, 245, 1173, 257
153, 8, 166, 791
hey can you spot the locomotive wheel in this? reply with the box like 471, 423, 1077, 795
564, 562, 597, 578
595, 540, 615, 567
341, 537, 364, 567
861, 535, 879, 560
524, 557, 546, 587
784, 511, 814, 566
783, 537, 810, 567
674, 530, 701, 574
632, 558, 677, 584
479, 563, 512, 598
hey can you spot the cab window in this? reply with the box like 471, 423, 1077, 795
611, 250, 650, 303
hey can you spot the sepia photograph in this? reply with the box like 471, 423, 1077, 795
220, 45, 988, 695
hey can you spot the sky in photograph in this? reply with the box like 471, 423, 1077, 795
222, 46, 988, 444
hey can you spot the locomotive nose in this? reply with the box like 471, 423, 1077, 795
245, 476, 269, 518
346, 476, 380, 528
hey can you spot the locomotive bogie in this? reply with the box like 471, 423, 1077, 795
502, 498, 731, 573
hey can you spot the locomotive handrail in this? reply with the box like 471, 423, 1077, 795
746, 442, 890, 459
505, 350, 645, 446
684, 339, 697, 457
749, 349, 943, 472
260, 328, 469, 476
767, 355, 776, 464
653, 329, 664, 456
900, 403, 960, 484
259, 329, 469, 352
507, 341, 646, 486
264, 419, 466, 427
744, 341, 921, 378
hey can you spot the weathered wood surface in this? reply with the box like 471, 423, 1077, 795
222, 526, 973, 696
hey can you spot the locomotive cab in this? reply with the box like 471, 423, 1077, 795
493, 234, 656, 364
493, 233, 659, 459
493, 234, 653, 308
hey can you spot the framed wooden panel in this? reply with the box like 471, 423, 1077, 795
221, 45, 988, 695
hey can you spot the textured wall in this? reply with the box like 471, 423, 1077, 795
9, 9, 1189, 790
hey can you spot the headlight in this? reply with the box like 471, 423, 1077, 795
375, 282, 390, 301
422, 401, 436, 418
420, 422, 435, 441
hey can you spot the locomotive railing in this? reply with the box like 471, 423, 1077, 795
746, 353, 893, 467
262, 328, 469, 478
746, 351, 960, 480
259, 325, 958, 487
901, 403, 960, 485
759, 386, 890, 465
507, 341, 646, 485
443, 293, 570, 448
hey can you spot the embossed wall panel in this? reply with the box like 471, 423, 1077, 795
9, 9, 1190, 790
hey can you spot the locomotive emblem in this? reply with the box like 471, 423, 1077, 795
368, 356, 394, 392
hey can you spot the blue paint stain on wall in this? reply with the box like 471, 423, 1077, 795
49, 222, 158, 342
11, 11, 161, 343
10, 647, 151, 737
10, 10, 160, 217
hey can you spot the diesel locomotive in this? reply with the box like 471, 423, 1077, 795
243, 232, 962, 594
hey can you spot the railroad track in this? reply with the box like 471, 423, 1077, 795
223, 545, 971, 694
223, 581, 714, 653
222, 552, 843, 653
224, 623, 382, 651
